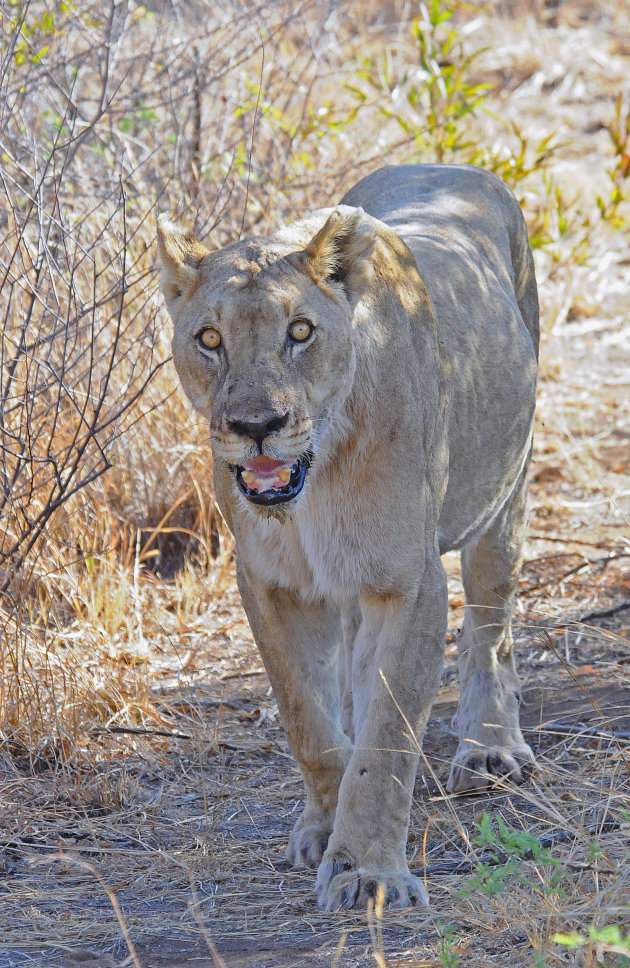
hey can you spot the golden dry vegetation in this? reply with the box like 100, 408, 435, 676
0, 1, 629, 966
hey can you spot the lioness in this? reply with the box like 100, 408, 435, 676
157, 164, 539, 911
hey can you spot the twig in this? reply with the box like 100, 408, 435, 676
90, 726, 192, 740
538, 598, 630, 629
238, 31, 264, 239
532, 720, 630, 741
575, 600, 630, 624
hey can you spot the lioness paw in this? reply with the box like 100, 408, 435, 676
287, 817, 333, 869
316, 852, 429, 911
447, 743, 536, 793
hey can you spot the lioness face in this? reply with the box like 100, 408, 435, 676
158, 211, 375, 511
173, 252, 357, 507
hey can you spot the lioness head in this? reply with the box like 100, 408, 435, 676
157, 209, 376, 511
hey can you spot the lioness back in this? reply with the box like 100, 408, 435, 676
343, 164, 539, 551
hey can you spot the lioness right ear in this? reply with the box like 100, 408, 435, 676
157, 215, 209, 318
301, 208, 376, 310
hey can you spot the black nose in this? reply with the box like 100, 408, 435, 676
227, 410, 289, 444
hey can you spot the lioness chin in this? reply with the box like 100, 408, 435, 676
157, 164, 539, 912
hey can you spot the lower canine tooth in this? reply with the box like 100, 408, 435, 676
277, 467, 291, 484
242, 470, 256, 486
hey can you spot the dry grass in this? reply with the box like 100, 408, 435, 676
1, 0, 629, 966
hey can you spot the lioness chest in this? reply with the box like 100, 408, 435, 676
235, 468, 424, 604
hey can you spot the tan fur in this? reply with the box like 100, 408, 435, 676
157, 164, 539, 911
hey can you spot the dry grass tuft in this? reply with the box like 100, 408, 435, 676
1, 0, 629, 966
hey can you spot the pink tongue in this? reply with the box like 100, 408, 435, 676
241, 455, 289, 477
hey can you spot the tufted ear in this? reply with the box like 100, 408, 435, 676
301, 208, 376, 310
157, 215, 209, 318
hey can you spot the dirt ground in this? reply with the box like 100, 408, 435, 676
2, 3, 630, 967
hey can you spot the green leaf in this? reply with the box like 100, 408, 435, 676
553, 932, 586, 949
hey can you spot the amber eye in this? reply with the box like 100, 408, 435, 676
198, 327, 221, 350
288, 320, 313, 343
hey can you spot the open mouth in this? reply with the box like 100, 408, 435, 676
234, 454, 310, 506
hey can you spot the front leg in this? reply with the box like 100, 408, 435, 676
237, 565, 352, 869
316, 553, 447, 910
339, 603, 361, 742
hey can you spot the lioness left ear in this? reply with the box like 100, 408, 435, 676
157, 215, 209, 318
301, 208, 376, 310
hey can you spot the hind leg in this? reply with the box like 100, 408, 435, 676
448, 465, 536, 793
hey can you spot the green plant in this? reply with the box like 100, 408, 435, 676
597, 93, 630, 227
522, 168, 590, 262
408, 0, 492, 161
437, 922, 461, 968
346, 0, 576, 260
554, 924, 630, 967
4, 0, 68, 66
461, 813, 567, 898
350, 0, 492, 164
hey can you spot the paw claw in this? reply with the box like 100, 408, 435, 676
447, 743, 537, 793
316, 852, 429, 911
363, 878, 378, 898
330, 855, 353, 878
385, 884, 400, 905
287, 815, 333, 869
